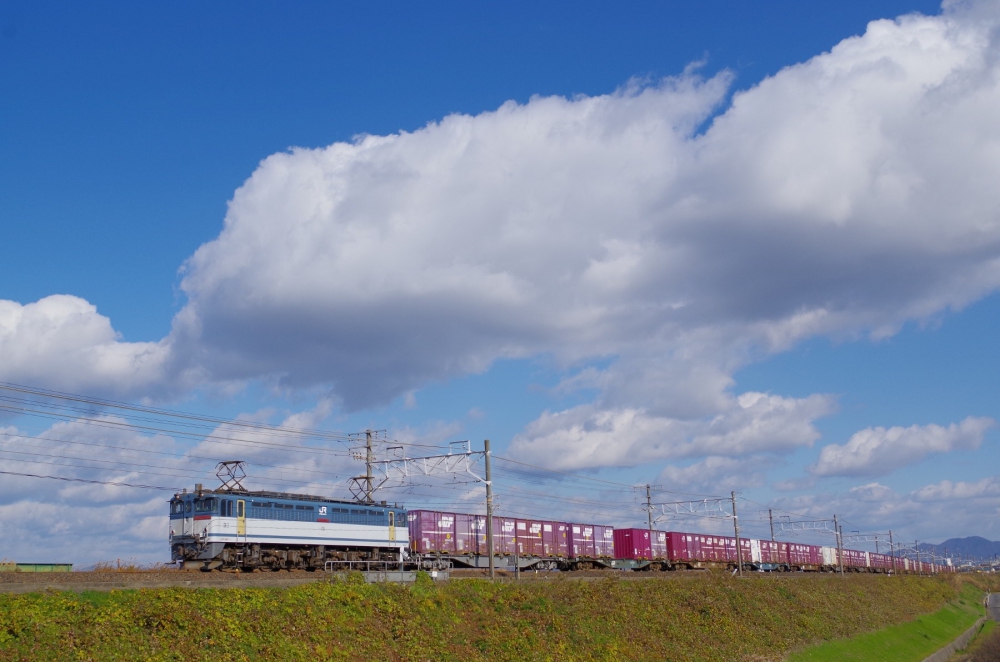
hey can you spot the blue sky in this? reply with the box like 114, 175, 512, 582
2, 0, 1000, 563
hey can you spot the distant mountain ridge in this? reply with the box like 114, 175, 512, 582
917, 536, 1000, 561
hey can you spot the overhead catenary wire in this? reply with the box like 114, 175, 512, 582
4, 381, 921, 545
0, 468, 180, 491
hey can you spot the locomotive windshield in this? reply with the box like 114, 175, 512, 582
194, 499, 218, 513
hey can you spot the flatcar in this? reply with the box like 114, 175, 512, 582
169, 484, 408, 571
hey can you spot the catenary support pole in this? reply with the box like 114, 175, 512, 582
514, 525, 520, 580
833, 514, 844, 576
890, 530, 896, 575
916, 540, 921, 576
484, 439, 495, 581
769, 509, 775, 542
646, 484, 654, 537
839, 525, 845, 575
732, 492, 743, 577
365, 429, 374, 503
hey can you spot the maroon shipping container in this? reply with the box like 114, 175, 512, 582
408, 510, 458, 554
671, 531, 723, 564
515, 519, 545, 557
869, 552, 892, 571
595, 525, 615, 557
540, 521, 569, 557
668, 532, 753, 565
570, 523, 597, 558
614, 529, 670, 560
841, 548, 867, 569
787, 543, 822, 567
491, 516, 517, 555
469, 515, 488, 555
758, 540, 783, 564
666, 532, 692, 563
454, 513, 477, 555
614, 528, 652, 560
738, 538, 752, 564
549, 522, 570, 557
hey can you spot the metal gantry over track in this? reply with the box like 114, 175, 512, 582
348, 432, 487, 503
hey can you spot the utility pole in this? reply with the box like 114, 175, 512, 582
514, 525, 520, 580
732, 492, 743, 577
833, 514, 844, 576
365, 429, 374, 503
889, 530, 895, 575
769, 509, 775, 542
484, 439, 495, 581
838, 525, 845, 575
646, 484, 654, 539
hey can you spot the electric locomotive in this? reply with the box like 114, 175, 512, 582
169, 483, 408, 571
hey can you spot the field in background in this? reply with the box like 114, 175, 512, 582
788, 582, 985, 661
0, 573, 988, 661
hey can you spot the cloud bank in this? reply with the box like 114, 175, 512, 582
3, 2, 1000, 470
810, 416, 995, 477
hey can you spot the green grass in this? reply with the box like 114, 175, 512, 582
0, 573, 979, 661
787, 582, 985, 662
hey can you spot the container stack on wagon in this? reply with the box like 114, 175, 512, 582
406, 508, 952, 574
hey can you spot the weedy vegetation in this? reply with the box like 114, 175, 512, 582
0, 572, 988, 661
788, 581, 985, 661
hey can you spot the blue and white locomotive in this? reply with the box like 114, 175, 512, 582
169, 483, 408, 571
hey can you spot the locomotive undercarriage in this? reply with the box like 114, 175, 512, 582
173, 541, 402, 571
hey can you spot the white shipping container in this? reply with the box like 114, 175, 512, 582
821, 546, 838, 566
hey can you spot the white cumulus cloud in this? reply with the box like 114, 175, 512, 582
810, 416, 995, 477
4, 2, 1000, 472
0, 296, 175, 397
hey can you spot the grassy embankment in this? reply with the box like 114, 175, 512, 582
0, 572, 982, 661
788, 581, 985, 662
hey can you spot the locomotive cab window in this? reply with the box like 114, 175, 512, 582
195, 499, 218, 513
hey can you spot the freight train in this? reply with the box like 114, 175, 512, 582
407, 509, 950, 574
168, 486, 950, 574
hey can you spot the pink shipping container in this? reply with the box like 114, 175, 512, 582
595, 525, 615, 557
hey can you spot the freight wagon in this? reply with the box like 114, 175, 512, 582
407, 510, 616, 571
